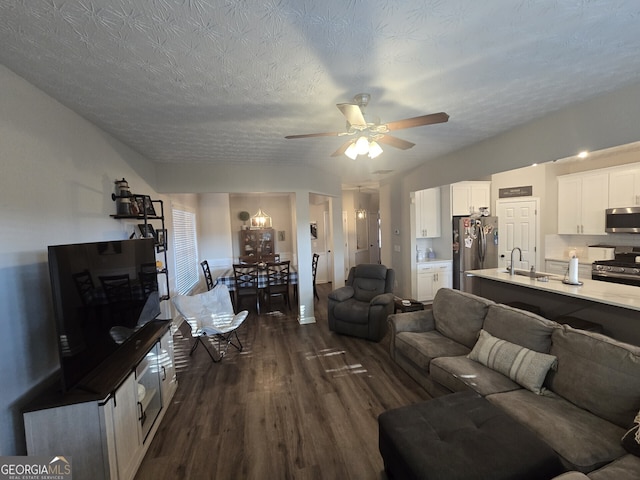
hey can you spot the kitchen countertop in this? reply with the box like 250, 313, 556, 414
417, 259, 452, 265
466, 268, 640, 312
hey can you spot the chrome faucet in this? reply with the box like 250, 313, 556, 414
510, 247, 522, 276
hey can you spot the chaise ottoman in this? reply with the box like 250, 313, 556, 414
378, 391, 564, 480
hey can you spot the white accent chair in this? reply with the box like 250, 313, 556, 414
172, 284, 248, 362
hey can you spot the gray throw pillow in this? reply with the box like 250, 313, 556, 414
468, 329, 557, 394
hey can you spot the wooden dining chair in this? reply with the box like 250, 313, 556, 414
99, 274, 136, 327
239, 254, 257, 264
201, 260, 214, 291
139, 263, 159, 296
265, 260, 291, 311
232, 263, 261, 314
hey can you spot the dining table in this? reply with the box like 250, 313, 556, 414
215, 265, 298, 292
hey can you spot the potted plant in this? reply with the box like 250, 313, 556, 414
238, 211, 250, 229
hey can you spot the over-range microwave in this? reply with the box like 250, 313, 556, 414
605, 206, 640, 233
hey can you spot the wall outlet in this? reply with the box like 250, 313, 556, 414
394, 244, 401, 252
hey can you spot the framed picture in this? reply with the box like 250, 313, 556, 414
156, 228, 167, 252
138, 223, 156, 239
133, 195, 156, 217
310, 222, 318, 240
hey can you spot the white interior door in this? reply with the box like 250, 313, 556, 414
368, 212, 380, 264
497, 198, 539, 271
316, 210, 332, 283
342, 211, 350, 276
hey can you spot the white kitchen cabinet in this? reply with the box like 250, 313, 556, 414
417, 261, 452, 302
608, 166, 640, 207
415, 187, 441, 238
557, 171, 608, 234
451, 181, 491, 216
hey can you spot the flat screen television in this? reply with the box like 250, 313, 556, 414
48, 238, 161, 392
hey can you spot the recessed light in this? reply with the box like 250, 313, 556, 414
578, 151, 589, 159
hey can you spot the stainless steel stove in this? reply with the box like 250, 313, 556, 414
592, 247, 640, 286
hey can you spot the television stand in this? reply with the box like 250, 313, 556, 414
23, 321, 177, 480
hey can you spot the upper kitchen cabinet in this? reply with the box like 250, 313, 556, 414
608, 164, 640, 207
557, 171, 608, 234
415, 187, 441, 238
451, 181, 491, 216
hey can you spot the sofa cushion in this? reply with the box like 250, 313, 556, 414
485, 304, 558, 353
430, 355, 522, 396
432, 288, 494, 349
468, 329, 557, 394
488, 389, 627, 473
333, 298, 370, 324
395, 331, 470, 371
350, 264, 390, 302
547, 326, 640, 428
588, 454, 640, 480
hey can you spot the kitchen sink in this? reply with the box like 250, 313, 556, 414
504, 268, 551, 280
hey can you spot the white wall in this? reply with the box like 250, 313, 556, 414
0, 65, 179, 454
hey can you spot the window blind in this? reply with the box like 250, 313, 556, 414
172, 208, 199, 295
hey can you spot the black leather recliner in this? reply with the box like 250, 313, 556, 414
328, 264, 395, 342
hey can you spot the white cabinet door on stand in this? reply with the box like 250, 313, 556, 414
557, 172, 608, 234
415, 188, 441, 238
108, 374, 142, 480
159, 329, 177, 407
451, 182, 491, 216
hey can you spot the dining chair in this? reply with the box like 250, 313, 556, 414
99, 274, 135, 326
232, 263, 261, 314
265, 260, 291, 311
139, 262, 159, 297
239, 254, 257, 264
260, 253, 276, 263
201, 260, 214, 290
72, 269, 95, 306
312, 253, 320, 300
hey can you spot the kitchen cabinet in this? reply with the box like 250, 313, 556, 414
557, 171, 608, 234
451, 181, 491, 216
415, 187, 441, 238
608, 165, 640, 207
417, 261, 452, 302
545, 260, 592, 279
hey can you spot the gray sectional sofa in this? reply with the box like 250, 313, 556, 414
387, 288, 640, 479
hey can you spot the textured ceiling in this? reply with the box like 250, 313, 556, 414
2, 1, 640, 189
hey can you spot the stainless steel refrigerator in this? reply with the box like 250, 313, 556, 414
452, 215, 499, 291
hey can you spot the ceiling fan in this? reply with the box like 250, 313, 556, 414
285, 93, 449, 159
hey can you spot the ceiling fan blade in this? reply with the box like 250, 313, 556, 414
385, 112, 449, 131
285, 132, 341, 139
330, 140, 353, 157
337, 103, 366, 127
377, 135, 415, 150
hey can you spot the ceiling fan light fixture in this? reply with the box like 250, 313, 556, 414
345, 142, 358, 160
368, 141, 383, 159
355, 136, 369, 155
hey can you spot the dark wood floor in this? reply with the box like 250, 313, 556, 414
135, 284, 431, 479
